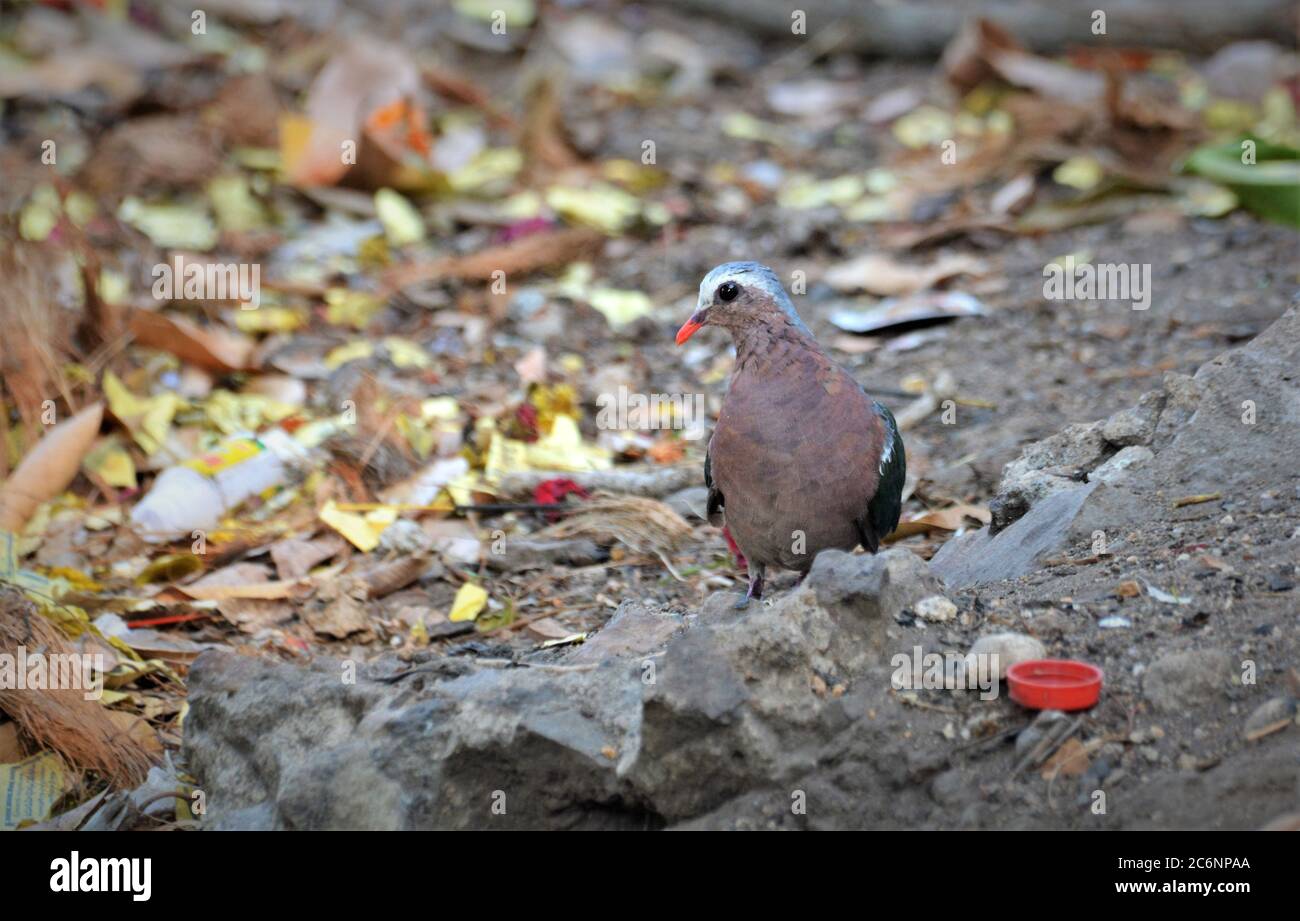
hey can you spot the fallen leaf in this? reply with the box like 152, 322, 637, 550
449, 582, 488, 622
82, 436, 137, 490
303, 580, 372, 639
319, 500, 396, 552
1172, 492, 1223, 508
0, 722, 23, 763
177, 578, 312, 601
102, 373, 183, 454
105, 711, 164, 759
117, 198, 218, 251
129, 308, 256, 373
885, 503, 990, 541
374, 188, 426, 246
0, 403, 104, 533
284, 37, 426, 188
588, 288, 654, 329
1041, 737, 1090, 779
823, 254, 987, 296
182, 563, 295, 633
269, 535, 347, 581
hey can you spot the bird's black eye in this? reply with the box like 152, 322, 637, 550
717, 281, 740, 302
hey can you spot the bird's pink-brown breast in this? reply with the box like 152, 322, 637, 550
709, 347, 885, 572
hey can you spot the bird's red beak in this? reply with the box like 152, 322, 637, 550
675, 313, 705, 345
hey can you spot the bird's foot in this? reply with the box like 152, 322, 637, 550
735, 571, 765, 609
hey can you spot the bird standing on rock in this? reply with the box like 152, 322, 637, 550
675, 262, 906, 607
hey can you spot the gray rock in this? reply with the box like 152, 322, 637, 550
184, 549, 947, 830
1091, 445, 1154, 485
804, 549, 941, 660
930, 484, 1096, 589
1143, 648, 1236, 714
568, 600, 686, 664
991, 421, 1110, 531
1078, 307, 1299, 534
914, 594, 957, 623
1101, 389, 1165, 447
1151, 372, 1203, 449
938, 306, 1300, 588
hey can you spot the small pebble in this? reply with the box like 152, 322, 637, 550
1266, 573, 1294, 592
914, 595, 957, 623
967, 632, 1046, 681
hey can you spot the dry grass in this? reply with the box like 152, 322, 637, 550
536, 495, 693, 558
0, 586, 156, 788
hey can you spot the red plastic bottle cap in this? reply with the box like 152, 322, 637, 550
1006, 659, 1103, 711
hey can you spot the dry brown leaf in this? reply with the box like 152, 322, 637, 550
385, 226, 605, 292
520, 76, 584, 175
269, 535, 347, 581
942, 19, 1103, 105
885, 503, 990, 542
80, 115, 222, 199
285, 37, 424, 187
177, 579, 312, 601
0, 720, 24, 762
105, 710, 164, 759
823, 253, 987, 296
1041, 736, 1090, 779
647, 437, 685, 465
359, 551, 440, 600
525, 617, 573, 641
0, 403, 103, 533
184, 563, 296, 633
129, 308, 257, 373
204, 72, 282, 148
303, 578, 372, 639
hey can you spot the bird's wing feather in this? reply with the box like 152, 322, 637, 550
858, 401, 906, 550
704, 443, 724, 526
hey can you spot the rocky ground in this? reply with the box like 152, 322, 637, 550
184, 301, 1298, 830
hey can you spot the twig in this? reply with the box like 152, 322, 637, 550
1011, 715, 1082, 777
1172, 493, 1222, 509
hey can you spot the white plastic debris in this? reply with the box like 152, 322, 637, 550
130, 428, 307, 542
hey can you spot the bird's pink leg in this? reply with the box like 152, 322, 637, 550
736, 565, 765, 609
722, 525, 747, 571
